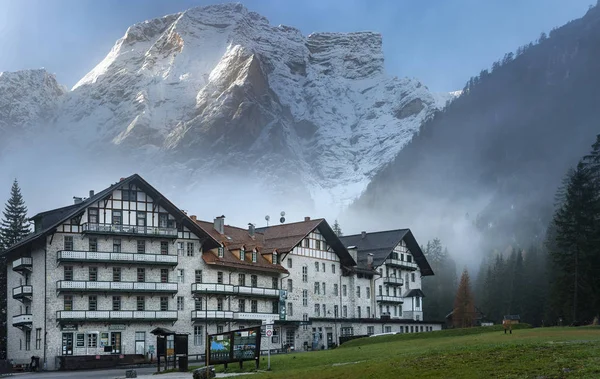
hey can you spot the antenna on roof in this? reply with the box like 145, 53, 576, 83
265, 215, 270, 227
280, 211, 285, 224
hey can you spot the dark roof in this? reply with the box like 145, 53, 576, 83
1, 174, 220, 257
403, 289, 426, 298
339, 229, 434, 276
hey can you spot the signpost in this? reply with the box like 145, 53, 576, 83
263, 319, 274, 370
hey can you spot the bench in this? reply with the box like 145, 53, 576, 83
11, 360, 30, 372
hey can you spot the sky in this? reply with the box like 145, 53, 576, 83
0, 0, 593, 92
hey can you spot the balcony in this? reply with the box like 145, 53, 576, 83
233, 312, 279, 321
56, 310, 178, 322
191, 283, 284, 299
191, 310, 234, 320
12, 285, 33, 302
376, 295, 404, 304
385, 258, 418, 271
383, 277, 404, 286
12, 314, 33, 329
81, 223, 178, 239
12, 257, 32, 273
57, 250, 178, 266
56, 281, 178, 294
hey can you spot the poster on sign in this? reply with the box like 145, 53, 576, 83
207, 326, 262, 366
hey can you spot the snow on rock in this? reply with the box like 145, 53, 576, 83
0, 3, 452, 215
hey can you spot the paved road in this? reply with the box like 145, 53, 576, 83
6, 367, 253, 379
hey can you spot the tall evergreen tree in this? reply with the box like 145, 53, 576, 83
331, 219, 343, 237
453, 268, 475, 328
422, 239, 457, 320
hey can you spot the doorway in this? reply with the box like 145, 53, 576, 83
62, 333, 73, 355
111, 332, 122, 354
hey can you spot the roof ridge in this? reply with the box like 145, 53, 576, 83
342, 228, 410, 238
256, 218, 324, 229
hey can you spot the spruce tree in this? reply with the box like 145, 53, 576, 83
332, 220, 343, 237
0, 179, 30, 250
453, 268, 475, 328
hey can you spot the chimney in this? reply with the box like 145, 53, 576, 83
361, 231, 367, 239
248, 223, 255, 237
73, 196, 83, 205
120, 177, 126, 182
190, 215, 197, 222
347, 246, 358, 264
89, 190, 95, 198
304, 216, 311, 222
367, 253, 374, 269
214, 215, 225, 234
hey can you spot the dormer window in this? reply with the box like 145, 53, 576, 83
218, 246, 224, 258
240, 248, 246, 261
273, 252, 278, 264
252, 251, 257, 263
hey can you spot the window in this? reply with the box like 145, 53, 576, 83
251, 300, 258, 313
367, 306, 371, 317
379, 285, 383, 296
334, 305, 339, 318
218, 246, 224, 258
137, 296, 145, 311
87, 333, 97, 348
64, 266, 73, 281
35, 328, 42, 350
407, 255, 413, 263
252, 251, 257, 263
416, 297, 421, 307
88, 208, 98, 224
343, 305, 348, 318
195, 298, 203, 311
412, 273, 416, 282
25, 330, 31, 351
394, 306, 398, 316
177, 269, 184, 283
217, 325, 224, 334
137, 240, 146, 254
303, 314, 309, 330
64, 295, 73, 311
331, 264, 335, 274
315, 240, 321, 250
195, 270, 203, 283
160, 241, 169, 255
322, 304, 326, 317
113, 239, 121, 253
356, 286, 361, 298
160, 297, 168, 311
322, 282, 326, 295
302, 266, 308, 282
287, 279, 293, 292
122, 189, 137, 201
112, 210, 122, 225
194, 326, 203, 346
137, 268, 145, 282
314, 282, 320, 295
234, 273, 244, 287
217, 272, 223, 284
113, 267, 122, 282
187, 242, 194, 257
217, 298, 224, 311
89, 238, 98, 252
177, 242, 184, 256
272, 300, 278, 314
287, 258, 292, 268
137, 211, 146, 226
76, 333, 84, 348
238, 299, 246, 312
272, 277, 279, 289
342, 285, 347, 297
64, 236, 73, 251
112, 296, 121, 311
314, 304, 320, 317
302, 290, 308, 306
251, 275, 257, 288
288, 303, 293, 317
315, 262, 319, 272
322, 263, 325, 272
160, 269, 168, 283
89, 296, 97, 311
367, 326, 374, 336
358, 306, 362, 318
333, 284, 338, 296
273, 252, 278, 264
303, 239, 310, 248
177, 296, 184, 311
366, 287, 371, 299
240, 248, 245, 261
89, 267, 97, 282
385, 326, 392, 333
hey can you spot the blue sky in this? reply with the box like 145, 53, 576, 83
0, 0, 593, 92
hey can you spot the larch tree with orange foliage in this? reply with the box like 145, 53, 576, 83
453, 268, 476, 328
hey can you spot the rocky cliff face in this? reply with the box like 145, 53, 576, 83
0, 3, 450, 213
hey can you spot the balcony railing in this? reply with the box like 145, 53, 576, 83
383, 277, 404, 286
12, 257, 33, 272
376, 295, 404, 304
57, 281, 178, 293
191, 310, 235, 320
385, 258, 418, 270
191, 283, 284, 298
57, 250, 178, 266
81, 223, 178, 238
233, 312, 278, 321
12, 314, 33, 328
12, 285, 33, 301
56, 310, 178, 321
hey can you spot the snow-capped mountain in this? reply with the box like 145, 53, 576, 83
1, 3, 450, 214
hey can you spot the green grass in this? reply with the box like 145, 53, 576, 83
238, 326, 600, 379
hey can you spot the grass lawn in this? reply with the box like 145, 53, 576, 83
213, 326, 600, 378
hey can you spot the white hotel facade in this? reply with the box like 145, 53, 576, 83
2, 174, 442, 370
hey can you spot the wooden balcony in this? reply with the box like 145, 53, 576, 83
191, 283, 284, 299
56, 310, 178, 322
385, 258, 418, 271
12, 314, 33, 329
56, 280, 178, 294
12, 257, 32, 273
191, 310, 234, 320
383, 276, 404, 286
81, 223, 178, 239
57, 250, 178, 266
12, 285, 33, 302
376, 295, 404, 304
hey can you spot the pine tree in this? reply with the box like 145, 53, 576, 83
453, 268, 475, 328
332, 219, 343, 237
0, 180, 30, 249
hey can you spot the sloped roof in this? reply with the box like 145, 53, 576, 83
404, 289, 426, 298
1, 174, 219, 257
339, 229, 434, 276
